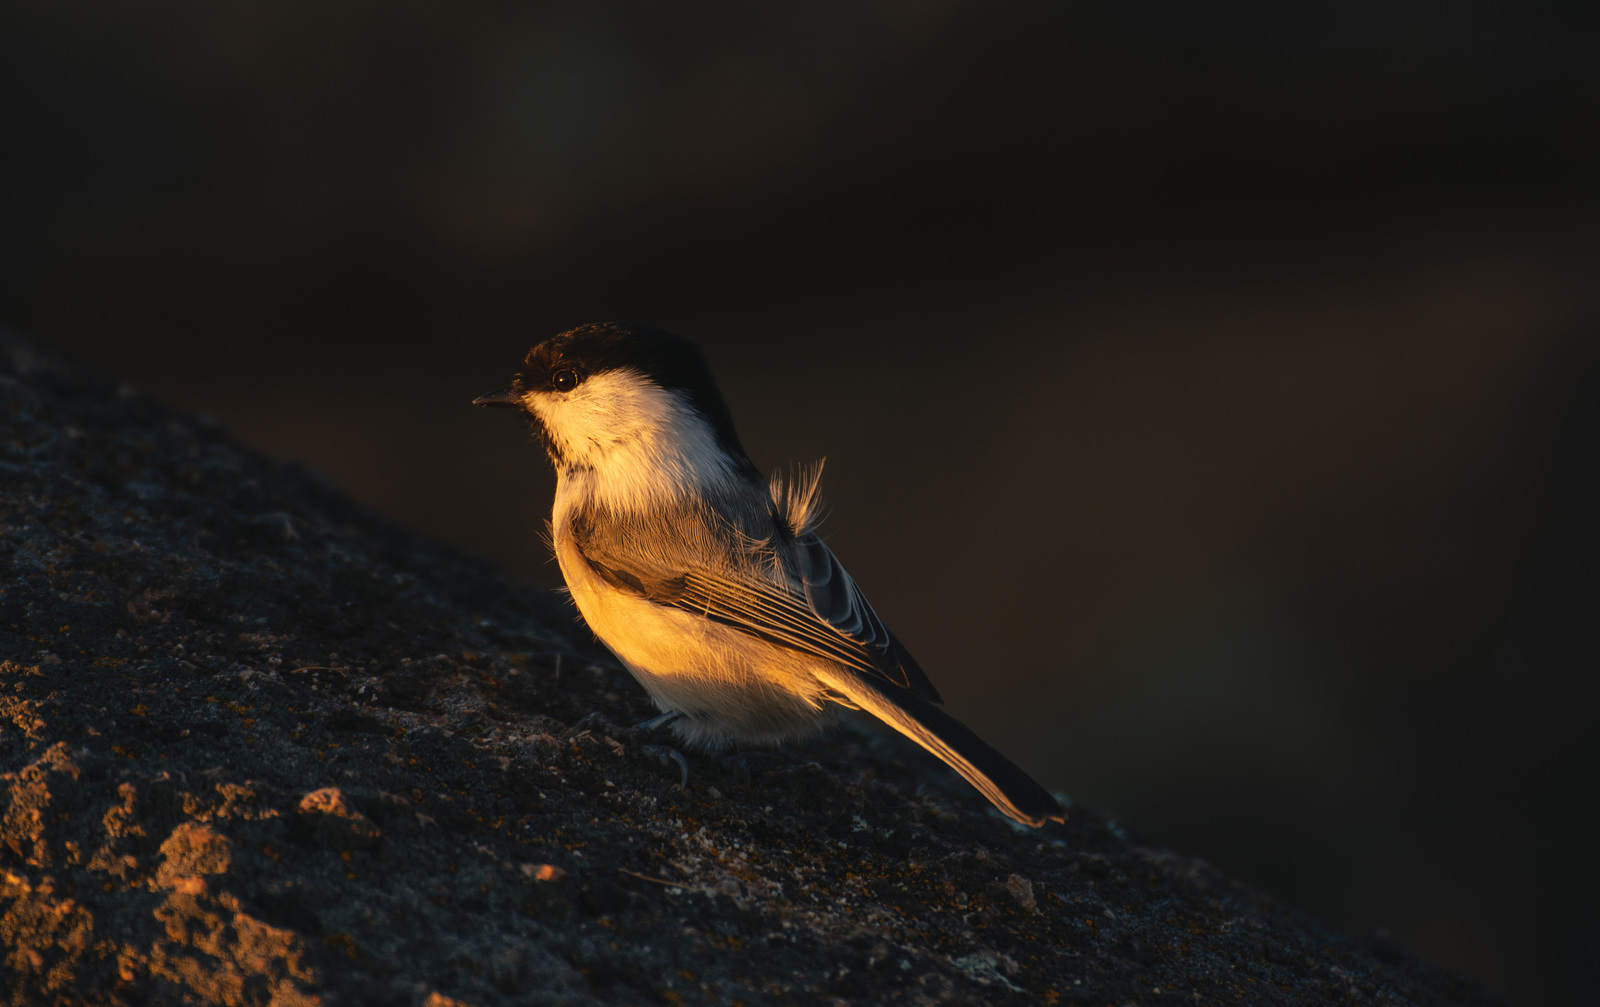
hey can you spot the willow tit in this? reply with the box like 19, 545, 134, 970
474, 323, 1065, 827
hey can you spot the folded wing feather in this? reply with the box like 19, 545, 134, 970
568, 499, 938, 702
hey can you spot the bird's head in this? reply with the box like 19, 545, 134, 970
475, 323, 757, 499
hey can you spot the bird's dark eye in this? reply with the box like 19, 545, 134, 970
551, 369, 581, 392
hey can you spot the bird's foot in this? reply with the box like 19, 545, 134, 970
634, 711, 682, 732
716, 749, 753, 788
639, 744, 691, 789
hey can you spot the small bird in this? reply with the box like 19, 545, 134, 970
475, 323, 1065, 827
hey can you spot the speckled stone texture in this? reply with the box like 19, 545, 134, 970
0, 331, 1504, 1006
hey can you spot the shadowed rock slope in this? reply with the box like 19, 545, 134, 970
0, 332, 1503, 1006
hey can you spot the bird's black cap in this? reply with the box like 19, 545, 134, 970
512, 323, 757, 474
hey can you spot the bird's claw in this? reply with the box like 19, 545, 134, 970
573, 711, 616, 733
640, 744, 690, 789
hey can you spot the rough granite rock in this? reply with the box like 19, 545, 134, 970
0, 330, 1505, 1006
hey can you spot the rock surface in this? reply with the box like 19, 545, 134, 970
0, 331, 1504, 1006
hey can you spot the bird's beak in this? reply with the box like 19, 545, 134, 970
472, 385, 521, 409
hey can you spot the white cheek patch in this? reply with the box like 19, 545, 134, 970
528, 369, 736, 509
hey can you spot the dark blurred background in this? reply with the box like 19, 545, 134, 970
4, 1, 1597, 1001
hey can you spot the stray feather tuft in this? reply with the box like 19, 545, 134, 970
769, 460, 827, 537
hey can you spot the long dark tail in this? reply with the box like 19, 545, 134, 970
818, 668, 1066, 827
